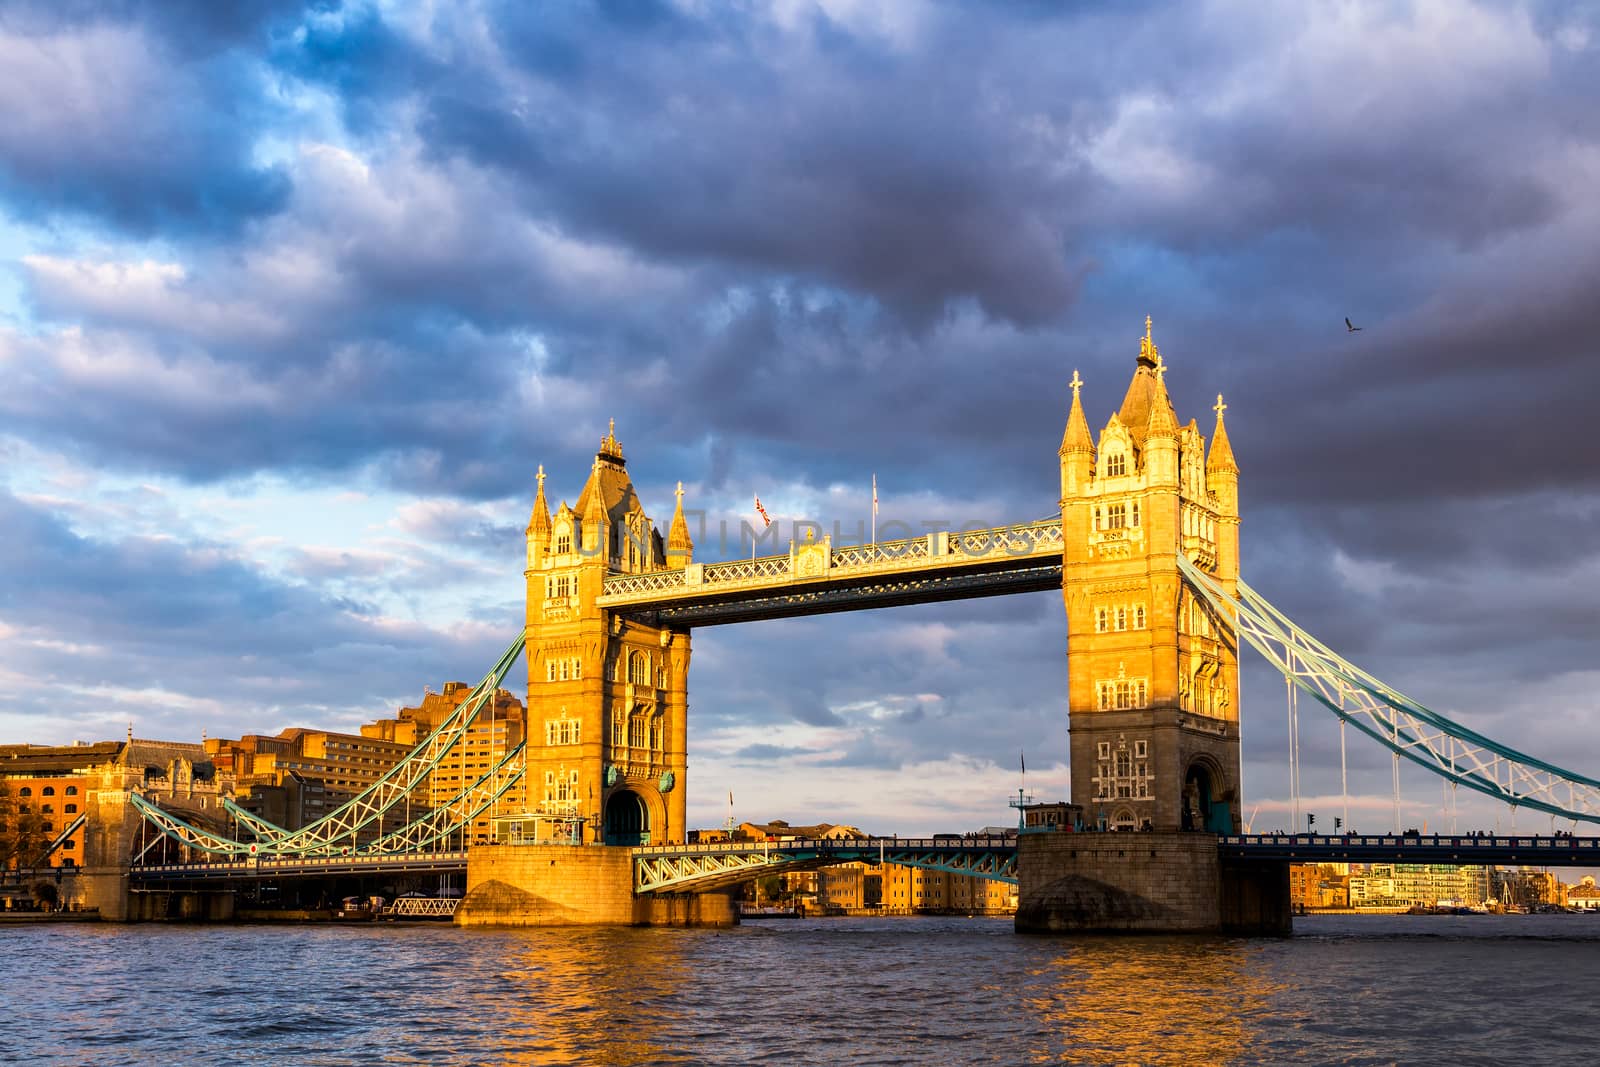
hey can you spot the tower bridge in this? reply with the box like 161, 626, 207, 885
110, 317, 1600, 932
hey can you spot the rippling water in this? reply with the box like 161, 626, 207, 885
9, 914, 1599, 1065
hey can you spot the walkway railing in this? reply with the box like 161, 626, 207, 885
599, 520, 1064, 604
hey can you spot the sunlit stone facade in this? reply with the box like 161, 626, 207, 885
523, 424, 693, 845
1060, 319, 1242, 833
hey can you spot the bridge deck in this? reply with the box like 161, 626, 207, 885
1222, 833, 1600, 866
634, 835, 1020, 893
597, 522, 1063, 625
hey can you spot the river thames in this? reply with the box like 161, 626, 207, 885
8, 914, 1597, 1065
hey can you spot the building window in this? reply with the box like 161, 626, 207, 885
18, 788, 30, 797
1096, 607, 1108, 633
1106, 453, 1126, 477
1135, 605, 1146, 629
41, 804, 53, 814
1131, 501, 1140, 527
1106, 503, 1127, 529
629, 651, 651, 686
1097, 742, 1110, 760
1097, 679, 1148, 710
65, 786, 77, 796
1115, 607, 1127, 631
65, 804, 77, 814
1134, 740, 1148, 758
1093, 506, 1101, 531
555, 533, 572, 554
42, 787, 55, 796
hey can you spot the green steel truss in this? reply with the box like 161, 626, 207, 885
632, 836, 1018, 894
1179, 556, 1600, 825
130, 633, 527, 859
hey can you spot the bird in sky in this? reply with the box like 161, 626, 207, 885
1345, 317, 1363, 332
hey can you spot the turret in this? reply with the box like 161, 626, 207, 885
1059, 371, 1094, 500
526, 464, 551, 569
1207, 394, 1240, 582
1143, 352, 1179, 487
667, 482, 694, 567
581, 458, 609, 560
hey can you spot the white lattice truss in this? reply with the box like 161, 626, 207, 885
1179, 556, 1600, 826
632, 837, 1018, 894
131, 634, 529, 859
599, 520, 1064, 603
387, 897, 460, 918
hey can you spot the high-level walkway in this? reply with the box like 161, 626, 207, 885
598, 521, 1063, 625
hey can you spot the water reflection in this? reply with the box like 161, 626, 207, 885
475, 927, 700, 1065
1024, 937, 1276, 1065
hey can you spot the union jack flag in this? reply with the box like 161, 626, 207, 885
754, 495, 771, 527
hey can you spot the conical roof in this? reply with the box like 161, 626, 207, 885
573, 420, 645, 527
1060, 371, 1094, 454
527, 465, 551, 535
668, 482, 693, 559
1146, 363, 1178, 440
1207, 395, 1239, 474
1116, 316, 1164, 451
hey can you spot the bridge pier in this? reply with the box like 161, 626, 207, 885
456, 845, 735, 927
1015, 832, 1288, 936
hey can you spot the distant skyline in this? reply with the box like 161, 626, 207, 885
3, 1, 1599, 835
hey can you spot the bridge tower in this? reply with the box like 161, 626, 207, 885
523, 423, 692, 846
1059, 318, 1241, 833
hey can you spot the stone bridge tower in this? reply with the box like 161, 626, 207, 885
1059, 319, 1241, 833
523, 423, 693, 846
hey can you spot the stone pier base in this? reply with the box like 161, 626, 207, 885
1015, 832, 1289, 936
456, 844, 735, 928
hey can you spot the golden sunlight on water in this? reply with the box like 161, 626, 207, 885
491, 928, 700, 1066
1023, 938, 1277, 1065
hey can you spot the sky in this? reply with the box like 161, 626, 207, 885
2, 0, 1599, 838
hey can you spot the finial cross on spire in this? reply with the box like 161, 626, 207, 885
537, 464, 546, 491
1070, 369, 1083, 399
1145, 314, 1153, 341
1154, 351, 1167, 383
1214, 393, 1228, 419
675, 480, 684, 504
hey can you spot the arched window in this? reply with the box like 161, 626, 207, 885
1135, 605, 1146, 629
1131, 501, 1140, 527
42, 804, 54, 814
629, 651, 651, 686
65, 804, 78, 814
1106, 453, 1126, 477
65, 786, 78, 796
556, 531, 572, 554
19, 787, 30, 797
42, 786, 55, 796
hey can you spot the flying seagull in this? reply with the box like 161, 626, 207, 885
1345, 317, 1363, 332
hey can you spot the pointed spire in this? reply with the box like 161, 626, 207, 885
1137, 314, 1158, 370
1207, 393, 1239, 473
599, 417, 624, 461
528, 463, 551, 536
667, 480, 693, 565
1059, 370, 1094, 455
583, 457, 608, 523
1146, 360, 1179, 440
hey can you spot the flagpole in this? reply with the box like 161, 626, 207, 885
871, 474, 877, 546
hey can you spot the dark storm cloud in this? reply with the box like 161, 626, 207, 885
0, 13, 293, 233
